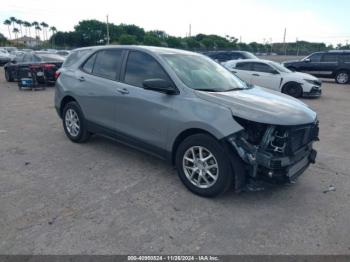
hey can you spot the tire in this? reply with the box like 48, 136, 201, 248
175, 134, 235, 197
282, 82, 303, 98
335, 70, 349, 84
5, 69, 14, 82
62, 101, 90, 143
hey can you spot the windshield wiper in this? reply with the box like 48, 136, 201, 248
195, 89, 220, 92
222, 87, 246, 92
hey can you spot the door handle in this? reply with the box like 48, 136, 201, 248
252, 73, 260, 76
116, 87, 129, 95
78, 76, 85, 82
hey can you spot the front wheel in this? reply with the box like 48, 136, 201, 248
62, 101, 90, 143
335, 71, 349, 84
175, 134, 234, 197
282, 82, 303, 98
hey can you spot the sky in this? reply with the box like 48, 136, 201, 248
1, 0, 349, 45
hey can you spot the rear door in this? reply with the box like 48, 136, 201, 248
73, 49, 125, 130
320, 53, 339, 77
250, 62, 282, 91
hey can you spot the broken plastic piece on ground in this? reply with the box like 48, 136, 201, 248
323, 185, 336, 193
244, 179, 265, 192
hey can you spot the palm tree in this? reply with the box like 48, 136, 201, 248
32, 21, 39, 38
13, 28, 19, 45
23, 21, 31, 36
35, 25, 42, 40
3, 19, 12, 39
16, 19, 23, 37
10, 17, 17, 31
13, 28, 19, 37
49, 26, 57, 47
40, 22, 49, 41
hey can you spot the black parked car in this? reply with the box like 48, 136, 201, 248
203, 51, 258, 63
4, 52, 64, 86
283, 50, 350, 84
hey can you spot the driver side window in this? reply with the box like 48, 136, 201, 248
309, 53, 322, 62
251, 62, 275, 73
124, 51, 170, 88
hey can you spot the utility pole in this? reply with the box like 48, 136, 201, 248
106, 15, 110, 45
296, 37, 299, 57
283, 28, 287, 56
189, 24, 191, 37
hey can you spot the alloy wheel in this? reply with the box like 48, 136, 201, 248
337, 73, 349, 84
65, 109, 80, 137
182, 146, 219, 188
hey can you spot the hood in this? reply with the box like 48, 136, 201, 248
291, 71, 318, 80
195, 86, 317, 126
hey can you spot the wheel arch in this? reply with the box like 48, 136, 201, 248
281, 81, 302, 93
171, 128, 218, 165
60, 95, 77, 118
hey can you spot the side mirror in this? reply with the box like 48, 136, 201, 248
11, 59, 17, 64
271, 70, 279, 75
143, 79, 178, 95
304, 58, 311, 63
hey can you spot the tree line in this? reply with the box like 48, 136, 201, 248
3, 18, 350, 54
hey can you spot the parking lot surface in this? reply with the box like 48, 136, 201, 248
0, 67, 350, 254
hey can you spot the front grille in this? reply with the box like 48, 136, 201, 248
289, 122, 319, 154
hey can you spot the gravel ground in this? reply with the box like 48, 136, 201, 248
0, 67, 350, 255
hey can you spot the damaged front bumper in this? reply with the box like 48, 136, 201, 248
227, 123, 319, 185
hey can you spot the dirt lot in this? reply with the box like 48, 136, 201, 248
0, 67, 350, 255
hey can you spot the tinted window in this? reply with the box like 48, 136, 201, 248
92, 50, 123, 80
322, 53, 338, 62
14, 53, 24, 62
308, 53, 322, 62
37, 54, 64, 62
125, 51, 170, 88
22, 54, 32, 62
342, 54, 350, 62
252, 62, 275, 73
236, 62, 252, 71
82, 54, 96, 74
64, 49, 91, 68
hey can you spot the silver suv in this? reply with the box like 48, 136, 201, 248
55, 46, 319, 197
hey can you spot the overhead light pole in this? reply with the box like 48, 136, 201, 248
106, 15, 110, 45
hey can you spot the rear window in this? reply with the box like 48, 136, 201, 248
322, 54, 338, 62
342, 54, 350, 62
63, 49, 91, 67
37, 54, 65, 62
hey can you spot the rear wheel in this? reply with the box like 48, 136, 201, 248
5, 69, 14, 82
175, 134, 235, 197
335, 71, 349, 84
282, 82, 303, 98
62, 101, 90, 143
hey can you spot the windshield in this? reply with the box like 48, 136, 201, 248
269, 61, 292, 73
244, 52, 258, 59
161, 54, 248, 92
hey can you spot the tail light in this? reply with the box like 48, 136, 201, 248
54, 71, 61, 79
